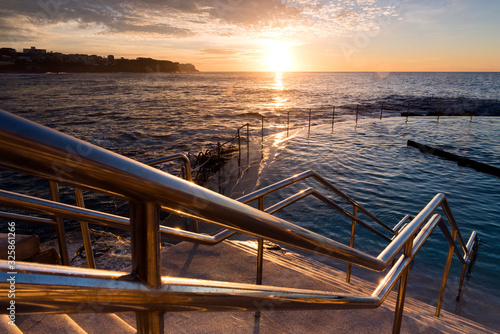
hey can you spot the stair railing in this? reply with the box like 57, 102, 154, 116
0, 110, 478, 333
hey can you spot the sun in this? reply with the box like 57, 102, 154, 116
265, 42, 293, 72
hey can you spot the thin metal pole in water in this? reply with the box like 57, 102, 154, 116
437, 101, 442, 122
346, 206, 357, 283
470, 102, 475, 122
457, 233, 477, 301
355, 105, 359, 125
261, 115, 264, 144
49, 181, 70, 266
246, 123, 250, 161
332, 106, 335, 131
436, 229, 458, 317
380, 102, 384, 120
405, 102, 410, 123
217, 142, 222, 194
308, 109, 312, 136
287, 111, 290, 137
237, 128, 241, 167
392, 236, 413, 334
75, 188, 96, 269
261, 116, 265, 161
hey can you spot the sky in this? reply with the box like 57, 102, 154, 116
0, 0, 499, 72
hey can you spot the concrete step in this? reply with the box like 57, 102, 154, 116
15, 314, 86, 333
135, 239, 495, 334
69, 313, 136, 334
0, 314, 22, 334
4, 239, 496, 333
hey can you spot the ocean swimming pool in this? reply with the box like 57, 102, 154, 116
1, 72, 499, 329
254, 116, 500, 330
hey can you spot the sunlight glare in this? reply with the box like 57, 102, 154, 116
266, 42, 293, 72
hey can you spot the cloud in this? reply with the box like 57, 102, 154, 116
0, 0, 403, 43
199, 48, 240, 55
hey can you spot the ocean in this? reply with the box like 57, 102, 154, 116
0, 72, 499, 329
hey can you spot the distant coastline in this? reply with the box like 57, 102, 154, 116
0, 46, 198, 73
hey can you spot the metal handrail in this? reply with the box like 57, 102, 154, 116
144, 154, 192, 182
0, 110, 478, 333
0, 189, 236, 245
0, 209, 477, 329
238, 170, 395, 234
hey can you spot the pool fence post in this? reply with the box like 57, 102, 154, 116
237, 128, 241, 166
308, 109, 312, 136
217, 141, 222, 194
332, 106, 335, 131
261, 115, 264, 144
406, 102, 410, 123
437, 101, 442, 122
246, 123, 250, 161
470, 102, 475, 122
287, 111, 290, 137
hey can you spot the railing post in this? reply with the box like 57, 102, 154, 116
355, 105, 359, 125
287, 111, 290, 137
246, 123, 250, 161
393, 236, 413, 334
308, 109, 312, 136
380, 102, 383, 120
458, 233, 478, 301
456, 261, 468, 302
436, 228, 458, 317
261, 115, 264, 144
237, 128, 241, 167
405, 102, 410, 123
130, 201, 164, 334
437, 101, 442, 122
49, 181, 70, 266
217, 142, 222, 194
470, 101, 475, 122
332, 106, 335, 131
74, 187, 96, 269
346, 206, 357, 283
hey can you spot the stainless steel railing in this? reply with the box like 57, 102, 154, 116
0, 110, 478, 333
0, 151, 195, 269
204, 170, 409, 284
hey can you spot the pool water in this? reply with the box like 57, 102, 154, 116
255, 116, 500, 330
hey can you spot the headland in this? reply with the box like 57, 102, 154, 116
0, 46, 198, 73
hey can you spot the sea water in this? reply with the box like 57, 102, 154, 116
0, 72, 499, 329
257, 117, 500, 330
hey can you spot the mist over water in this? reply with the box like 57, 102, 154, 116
1, 72, 499, 329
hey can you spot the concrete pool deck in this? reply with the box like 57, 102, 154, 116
8, 239, 496, 333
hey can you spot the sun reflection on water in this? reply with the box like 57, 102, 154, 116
272, 72, 288, 109
273, 72, 284, 91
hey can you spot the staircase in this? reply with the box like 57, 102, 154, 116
1, 240, 495, 333
0, 110, 484, 333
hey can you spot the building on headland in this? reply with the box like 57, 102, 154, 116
23, 46, 46, 58
0, 46, 198, 72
